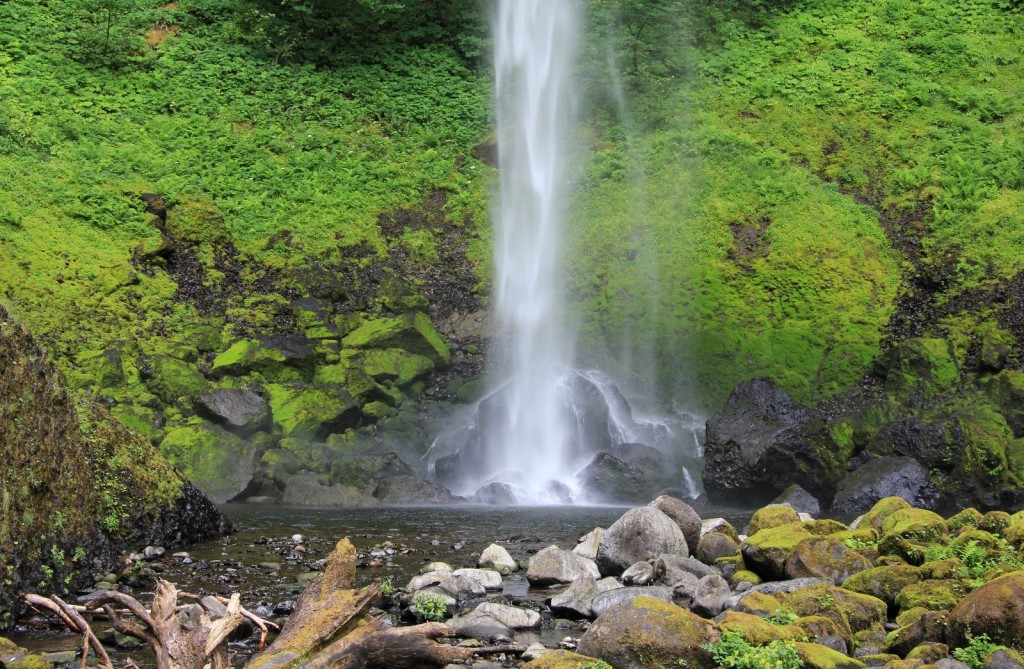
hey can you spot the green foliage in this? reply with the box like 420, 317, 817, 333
953, 633, 1003, 669
923, 538, 1024, 585
576, 661, 613, 669
766, 605, 798, 626
413, 592, 448, 622
843, 537, 879, 550
702, 630, 803, 669
379, 576, 393, 598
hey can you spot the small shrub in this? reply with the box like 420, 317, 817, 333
766, 605, 798, 626
379, 576, 394, 598
953, 633, 1002, 669
702, 629, 803, 669
413, 592, 448, 622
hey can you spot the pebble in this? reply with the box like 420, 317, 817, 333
291, 534, 304, 543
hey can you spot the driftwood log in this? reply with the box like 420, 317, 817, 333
24, 538, 524, 669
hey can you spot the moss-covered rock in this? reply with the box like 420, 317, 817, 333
905, 642, 948, 663
211, 337, 316, 381
360, 348, 435, 386
860, 497, 913, 532
735, 591, 784, 617
843, 565, 922, 607
804, 519, 851, 536
0, 637, 52, 669
266, 382, 360, 439
879, 509, 948, 545
794, 641, 866, 669
894, 579, 967, 613
985, 370, 1024, 437
785, 584, 886, 635
785, 535, 873, 585
947, 508, 984, 533
742, 523, 814, 580
750, 504, 803, 535
159, 422, 257, 503
917, 558, 966, 581
947, 571, 1024, 650
314, 363, 400, 408
110, 404, 162, 443
718, 610, 801, 645
978, 511, 1012, 535
882, 338, 959, 401
577, 596, 720, 669
341, 312, 450, 364
521, 649, 609, 668
145, 354, 208, 406
885, 610, 949, 658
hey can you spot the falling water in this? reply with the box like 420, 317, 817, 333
424, 1, 705, 505
486, 0, 580, 501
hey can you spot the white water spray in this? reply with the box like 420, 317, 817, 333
485, 0, 581, 501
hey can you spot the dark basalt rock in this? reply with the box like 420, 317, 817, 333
771, 484, 821, 516
578, 452, 648, 504
703, 378, 847, 506
830, 456, 944, 515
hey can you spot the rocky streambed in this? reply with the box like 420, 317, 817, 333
7, 497, 1024, 669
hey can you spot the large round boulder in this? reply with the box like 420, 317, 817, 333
947, 571, 1024, 650
577, 596, 720, 669
651, 495, 703, 551
741, 524, 814, 581
596, 506, 688, 576
527, 546, 600, 585
842, 565, 922, 606
703, 378, 848, 504
784, 536, 872, 585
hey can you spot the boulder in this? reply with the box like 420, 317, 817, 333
947, 572, 1024, 650
159, 422, 257, 503
470, 482, 517, 505
786, 583, 886, 635
784, 536, 872, 585
452, 568, 502, 591
527, 546, 600, 585
886, 610, 949, 657
372, 476, 457, 505
197, 388, 270, 435
741, 523, 814, 580
772, 484, 821, 516
650, 494, 703, 550
749, 504, 803, 535
521, 650, 608, 668
474, 602, 540, 629
843, 565, 922, 606
592, 586, 674, 617
596, 506, 688, 576
622, 561, 655, 586
831, 456, 943, 515
549, 575, 622, 619
577, 596, 720, 669
447, 613, 512, 642
341, 312, 450, 364
360, 348, 435, 386
881, 338, 959, 400
211, 336, 319, 380
895, 579, 967, 612
703, 378, 848, 504
692, 574, 731, 617
479, 544, 517, 574
266, 382, 360, 440
146, 354, 208, 405
281, 473, 377, 507
794, 641, 866, 669
701, 518, 740, 542
573, 528, 604, 560
696, 532, 740, 565
578, 452, 649, 503
655, 554, 718, 585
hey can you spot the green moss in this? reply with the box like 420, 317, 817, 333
803, 519, 850, 536
265, 383, 359, 439
146, 354, 208, 406
880, 509, 949, 544
785, 584, 886, 636
211, 340, 303, 381
361, 348, 434, 386
734, 569, 763, 586
742, 523, 814, 580
520, 650, 609, 668
894, 579, 967, 612
948, 508, 985, 533
158, 423, 253, 503
749, 504, 803, 535
860, 497, 913, 532
110, 404, 161, 444
838, 565, 922, 607
341, 312, 450, 364
719, 610, 800, 645
882, 339, 959, 401
793, 641, 866, 669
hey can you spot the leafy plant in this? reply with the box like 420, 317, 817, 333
413, 592, 448, 622
842, 537, 878, 550
379, 576, 394, 598
702, 630, 803, 669
766, 605, 798, 626
576, 661, 613, 669
953, 633, 1003, 669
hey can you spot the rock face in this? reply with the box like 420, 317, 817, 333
596, 506, 688, 576
703, 378, 848, 505
578, 596, 720, 669
831, 456, 943, 515
0, 303, 228, 629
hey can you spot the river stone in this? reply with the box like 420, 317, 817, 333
984, 650, 1024, 669
527, 546, 600, 585
650, 494, 703, 551
671, 571, 701, 608
655, 553, 717, 584
447, 612, 513, 642
578, 596, 720, 669
842, 565, 922, 606
748, 504, 803, 535
831, 456, 943, 515
196, 388, 270, 435
596, 506, 688, 576
421, 561, 453, 573
692, 574, 731, 618
947, 572, 1024, 650
741, 524, 814, 580
784, 535, 872, 585
573, 528, 604, 560
373, 475, 458, 504
701, 517, 740, 542
549, 575, 622, 619
696, 532, 740, 565
474, 602, 541, 629
591, 586, 674, 618
479, 544, 517, 574
772, 484, 822, 516
622, 561, 655, 586
703, 377, 846, 505
452, 568, 503, 591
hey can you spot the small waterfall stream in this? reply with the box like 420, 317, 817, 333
426, 0, 704, 504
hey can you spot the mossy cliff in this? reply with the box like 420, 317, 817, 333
0, 303, 227, 629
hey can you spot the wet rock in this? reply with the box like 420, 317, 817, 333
452, 568, 502, 591
447, 612, 512, 642
572, 528, 604, 560
591, 586, 674, 618
578, 596, 720, 669
281, 473, 377, 507
577, 452, 648, 504
527, 546, 600, 585
622, 561, 655, 586
704, 378, 846, 504
470, 482, 517, 505
650, 494, 703, 550
741, 524, 815, 580
549, 574, 622, 618
696, 532, 740, 565
772, 484, 821, 516
479, 544, 517, 574
474, 602, 540, 629
947, 572, 1024, 649
701, 517, 740, 542
831, 456, 943, 515
784, 536, 872, 585
692, 574, 731, 618
373, 475, 458, 504
655, 553, 717, 584
196, 388, 270, 435
596, 506, 688, 576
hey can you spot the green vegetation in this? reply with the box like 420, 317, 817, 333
413, 592, 448, 622
953, 633, 1003, 669
702, 629, 804, 669
766, 605, 799, 627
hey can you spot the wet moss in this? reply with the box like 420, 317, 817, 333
894, 579, 967, 613
843, 565, 922, 606
794, 641, 866, 669
749, 504, 803, 535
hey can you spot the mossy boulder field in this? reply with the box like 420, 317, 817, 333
3, 0, 1024, 653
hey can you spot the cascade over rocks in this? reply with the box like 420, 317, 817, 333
703, 378, 848, 505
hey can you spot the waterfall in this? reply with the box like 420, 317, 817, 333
424, 0, 705, 505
